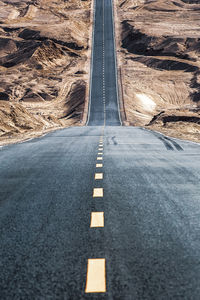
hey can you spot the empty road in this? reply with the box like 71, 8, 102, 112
87, 0, 121, 126
0, 0, 200, 299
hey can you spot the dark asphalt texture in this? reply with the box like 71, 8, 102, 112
87, 0, 121, 126
1, 0, 200, 299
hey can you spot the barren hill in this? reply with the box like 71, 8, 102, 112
116, 0, 200, 142
0, 0, 91, 145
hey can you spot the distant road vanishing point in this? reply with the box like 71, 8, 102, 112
0, 0, 200, 298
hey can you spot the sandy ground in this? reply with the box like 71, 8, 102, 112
0, 0, 93, 146
115, 0, 200, 143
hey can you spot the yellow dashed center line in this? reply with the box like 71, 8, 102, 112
95, 173, 103, 180
85, 259, 106, 293
90, 212, 104, 227
93, 188, 103, 197
86, 128, 106, 294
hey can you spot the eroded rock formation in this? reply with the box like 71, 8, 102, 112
116, 0, 200, 142
0, 0, 91, 144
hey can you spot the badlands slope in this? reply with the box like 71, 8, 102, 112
0, 0, 91, 145
116, 0, 200, 142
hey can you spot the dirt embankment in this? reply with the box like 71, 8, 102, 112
116, 0, 200, 142
0, 0, 92, 145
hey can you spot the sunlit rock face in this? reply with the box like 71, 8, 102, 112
117, 0, 200, 142
0, 0, 91, 144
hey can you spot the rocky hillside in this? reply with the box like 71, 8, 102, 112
0, 0, 91, 145
116, 0, 200, 142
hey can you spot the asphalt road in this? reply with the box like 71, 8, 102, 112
87, 0, 121, 126
0, 0, 200, 299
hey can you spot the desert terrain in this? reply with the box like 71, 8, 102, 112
116, 0, 200, 142
1, 0, 200, 145
0, 0, 92, 145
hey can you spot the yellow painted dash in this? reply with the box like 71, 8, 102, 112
96, 164, 103, 168
85, 258, 106, 293
90, 212, 104, 227
93, 188, 103, 197
95, 173, 103, 180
